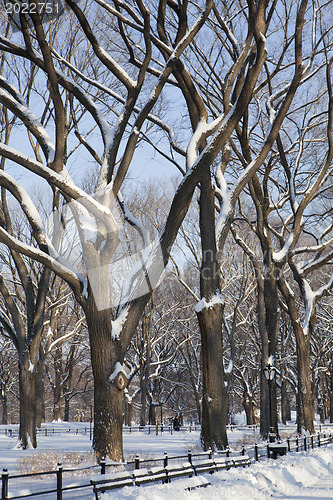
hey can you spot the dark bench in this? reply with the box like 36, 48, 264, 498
268, 443, 288, 459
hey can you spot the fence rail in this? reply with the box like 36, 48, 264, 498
1, 421, 333, 439
1, 431, 333, 499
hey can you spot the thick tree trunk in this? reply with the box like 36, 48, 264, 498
278, 277, 315, 434
262, 267, 279, 437
197, 304, 228, 450
197, 170, 228, 451
19, 358, 37, 449
86, 300, 124, 462
243, 395, 255, 426
148, 400, 156, 425
296, 333, 315, 434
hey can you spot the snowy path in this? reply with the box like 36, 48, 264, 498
1, 423, 333, 499
272, 476, 333, 499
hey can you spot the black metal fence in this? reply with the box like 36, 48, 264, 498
1, 422, 331, 439
1, 431, 333, 499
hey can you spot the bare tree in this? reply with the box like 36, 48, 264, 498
0, 0, 274, 459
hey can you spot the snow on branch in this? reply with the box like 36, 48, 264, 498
0, 79, 55, 163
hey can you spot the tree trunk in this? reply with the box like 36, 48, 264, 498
148, 400, 156, 425
53, 345, 62, 421
296, 333, 315, 434
2, 390, 8, 425
64, 395, 70, 421
197, 304, 228, 450
125, 398, 132, 427
139, 388, 147, 427
86, 300, 124, 462
35, 362, 45, 427
319, 401, 325, 424
197, 170, 228, 451
19, 357, 37, 449
281, 380, 291, 424
243, 395, 255, 426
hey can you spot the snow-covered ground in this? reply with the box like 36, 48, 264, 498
107, 446, 333, 499
0, 422, 333, 499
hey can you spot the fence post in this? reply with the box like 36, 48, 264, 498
241, 446, 245, 456
254, 443, 259, 462
287, 438, 290, 452
155, 421, 158, 436
135, 455, 140, 470
226, 447, 230, 458
100, 458, 106, 475
304, 436, 307, 451
318, 434, 321, 447
267, 443, 270, 459
57, 463, 62, 500
164, 452, 168, 468
311, 435, 314, 449
188, 450, 192, 464
208, 447, 212, 459
2, 468, 8, 500
296, 437, 299, 452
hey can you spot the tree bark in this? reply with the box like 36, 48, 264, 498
1, 390, 8, 425
278, 277, 315, 434
53, 344, 62, 421
296, 332, 315, 434
19, 357, 37, 448
85, 298, 124, 462
197, 171, 228, 450
35, 360, 45, 428
64, 395, 70, 422
148, 400, 156, 425
198, 304, 228, 450
125, 399, 132, 427
281, 380, 291, 424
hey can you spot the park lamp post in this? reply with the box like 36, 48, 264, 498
263, 364, 277, 443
